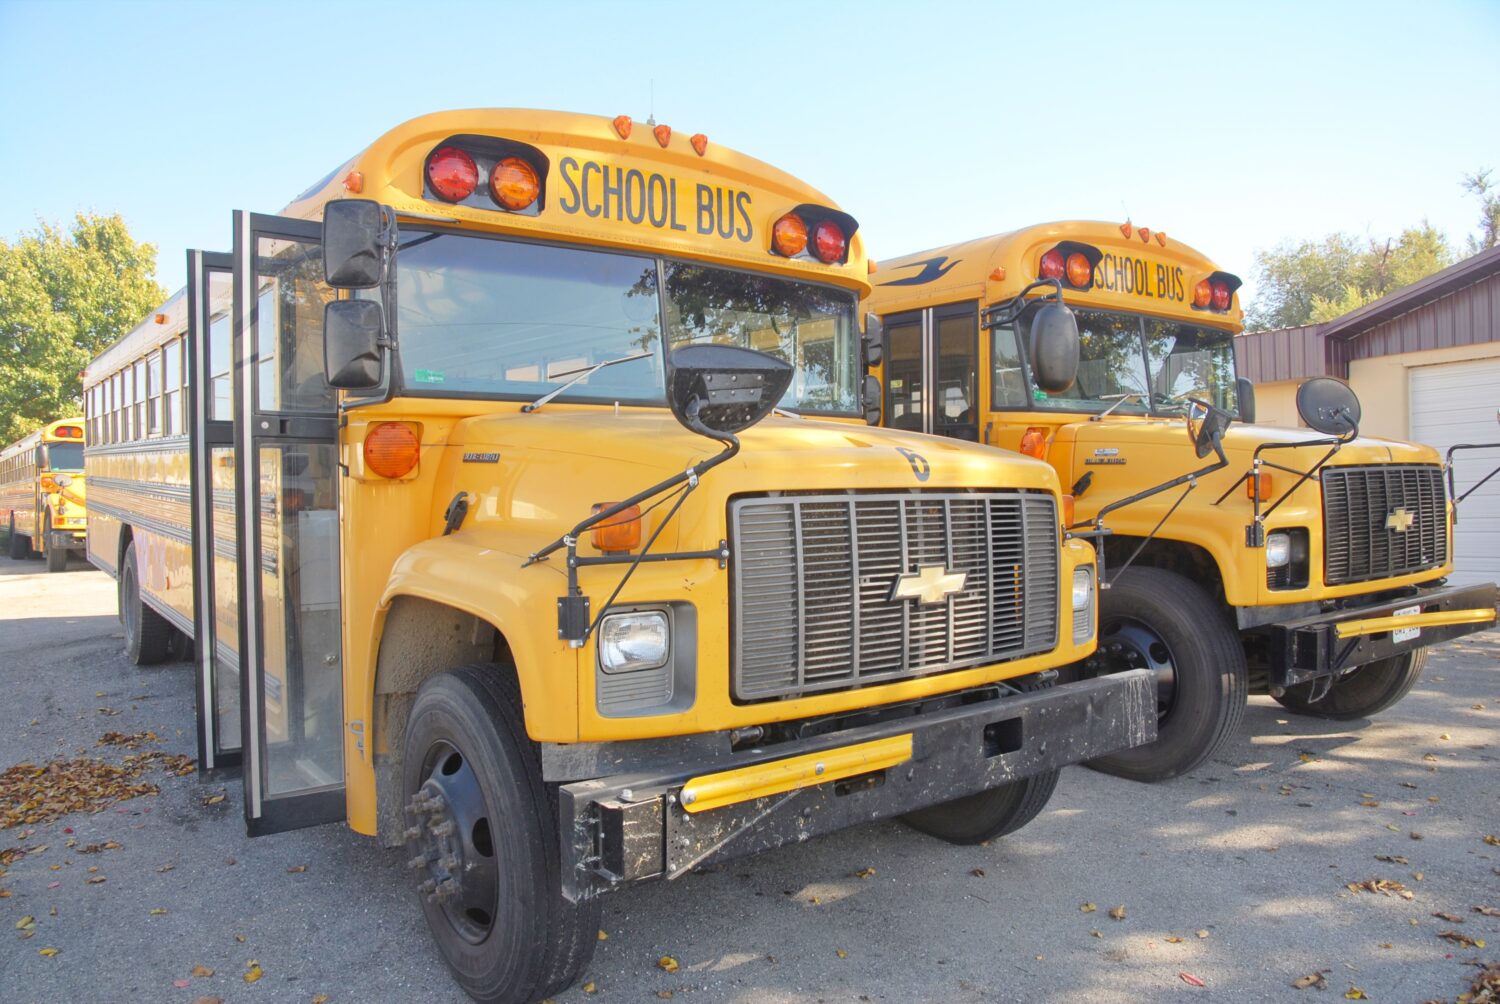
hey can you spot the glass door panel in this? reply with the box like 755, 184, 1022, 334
883, 315, 925, 432
933, 308, 978, 441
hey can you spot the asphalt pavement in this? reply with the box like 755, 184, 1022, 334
1, 554, 1496, 1003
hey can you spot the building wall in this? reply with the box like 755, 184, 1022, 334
1348, 341, 1500, 440
1251, 379, 1302, 428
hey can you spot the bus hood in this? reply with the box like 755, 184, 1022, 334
1065, 418, 1442, 470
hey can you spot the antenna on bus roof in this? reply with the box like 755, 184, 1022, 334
646, 79, 656, 126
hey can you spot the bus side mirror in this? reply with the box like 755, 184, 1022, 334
324, 300, 384, 389
667, 344, 793, 438
862, 374, 881, 425
1236, 377, 1256, 424
1029, 300, 1080, 393
323, 200, 390, 289
863, 313, 884, 369
1296, 376, 1361, 437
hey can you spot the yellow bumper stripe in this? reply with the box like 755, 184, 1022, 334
680, 734, 913, 814
1333, 608, 1496, 639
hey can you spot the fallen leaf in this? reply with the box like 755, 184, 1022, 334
657, 955, 679, 973
191, 998, 224, 1004
1375, 855, 1408, 865
1484, 834, 1500, 846
202, 794, 225, 806
835, 948, 848, 959
970, 868, 985, 878
1345, 988, 1367, 1000
1089, 930, 1102, 938
1179, 971, 1206, 987
150, 908, 167, 916
1437, 929, 1483, 949
223, 857, 236, 866
1360, 800, 1380, 807
582, 982, 597, 994
47, 881, 59, 890
235, 934, 246, 943
1292, 972, 1327, 989
38, 946, 59, 957
1108, 905, 1126, 921
1473, 906, 1500, 917
1410, 831, 1424, 840
1080, 902, 1097, 913
85, 875, 106, 884
287, 865, 307, 873
852, 867, 875, 879
191, 965, 214, 977
1433, 912, 1464, 923
657, 993, 674, 1000
1165, 936, 1184, 944
16, 915, 35, 929
1347, 878, 1408, 897
244, 961, 264, 983
156, 863, 175, 873
173, 980, 191, 989
1298, 753, 1314, 763
1196, 929, 1210, 939
597, 929, 609, 941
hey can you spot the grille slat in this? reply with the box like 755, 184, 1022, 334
1322, 465, 1447, 585
732, 492, 1060, 701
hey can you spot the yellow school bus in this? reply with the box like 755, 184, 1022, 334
867, 221, 1496, 783
0, 418, 88, 572
89, 113, 1154, 1003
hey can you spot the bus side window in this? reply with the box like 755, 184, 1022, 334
164, 338, 182, 436
991, 326, 1031, 407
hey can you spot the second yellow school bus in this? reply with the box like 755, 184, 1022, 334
89, 114, 1155, 1003
0, 417, 88, 572
868, 220, 1496, 782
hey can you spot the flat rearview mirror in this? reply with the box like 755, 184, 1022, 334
1187, 402, 1232, 459
862, 374, 881, 425
1029, 300, 1080, 393
324, 300, 384, 389
1235, 376, 1256, 424
667, 344, 793, 437
1296, 376, 1361, 437
323, 200, 389, 289
864, 313, 884, 368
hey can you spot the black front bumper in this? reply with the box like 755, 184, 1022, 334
1256, 580, 1498, 688
558, 669, 1156, 901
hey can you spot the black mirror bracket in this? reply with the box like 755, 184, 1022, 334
1444, 440, 1500, 524
982, 278, 1066, 328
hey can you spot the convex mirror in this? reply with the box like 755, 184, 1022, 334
667, 344, 793, 437
1029, 301, 1080, 393
1296, 377, 1361, 437
1235, 377, 1257, 424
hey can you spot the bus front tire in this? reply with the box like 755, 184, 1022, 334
8, 517, 28, 560
901, 769, 1061, 845
43, 521, 67, 573
402, 664, 599, 1004
1273, 650, 1428, 720
1084, 567, 1247, 783
120, 541, 172, 665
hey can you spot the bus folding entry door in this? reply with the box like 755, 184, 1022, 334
231, 212, 346, 834
881, 301, 981, 442
187, 249, 243, 773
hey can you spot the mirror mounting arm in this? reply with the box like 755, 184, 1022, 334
1444, 439, 1500, 522
1221, 428, 1355, 546
982, 278, 1065, 329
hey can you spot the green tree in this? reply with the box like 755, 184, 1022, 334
0, 213, 165, 442
1462, 168, 1499, 254
1245, 223, 1455, 331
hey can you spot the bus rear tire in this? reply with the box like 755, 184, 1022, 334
1273, 650, 1428, 720
1083, 567, 1247, 783
402, 664, 599, 1003
120, 541, 172, 665
8, 516, 29, 560
43, 520, 67, 573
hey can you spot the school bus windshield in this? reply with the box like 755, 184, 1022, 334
1000, 306, 1239, 417
42, 442, 84, 471
392, 231, 859, 413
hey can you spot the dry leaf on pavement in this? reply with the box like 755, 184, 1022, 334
1179, 972, 1206, 987
852, 867, 875, 879
657, 955, 679, 973
244, 961, 264, 983
1080, 902, 1096, 913
1291, 972, 1327, 989
1437, 929, 1485, 949
191, 965, 214, 977
1108, 905, 1126, 921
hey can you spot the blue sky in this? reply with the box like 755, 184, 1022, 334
2, 0, 1497, 306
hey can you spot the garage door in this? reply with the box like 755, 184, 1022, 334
1410, 358, 1500, 587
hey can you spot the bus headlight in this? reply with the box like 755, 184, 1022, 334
598, 611, 670, 673
1071, 566, 1095, 644
1266, 531, 1292, 568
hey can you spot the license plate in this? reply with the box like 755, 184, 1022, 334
1392, 605, 1421, 644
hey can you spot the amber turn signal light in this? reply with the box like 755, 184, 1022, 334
771, 213, 808, 257
490, 156, 539, 211
1018, 427, 1048, 459
591, 503, 642, 552
1061, 494, 1076, 527
1247, 472, 1274, 501
1192, 279, 1213, 308
364, 422, 420, 479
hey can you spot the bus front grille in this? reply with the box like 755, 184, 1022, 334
1322, 464, 1447, 586
730, 491, 1059, 702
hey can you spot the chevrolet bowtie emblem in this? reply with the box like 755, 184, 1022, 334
889, 564, 967, 605
1386, 508, 1415, 533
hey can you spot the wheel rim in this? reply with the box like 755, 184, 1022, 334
1089, 617, 1178, 723
405, 739, 499, 945
121, 562, 138, 645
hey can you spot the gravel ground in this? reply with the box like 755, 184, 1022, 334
1, 554, 1496, 1003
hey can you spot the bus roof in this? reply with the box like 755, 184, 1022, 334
868, 221, 1242, 328
90, 108, 870, 386
0, 417, 86, 462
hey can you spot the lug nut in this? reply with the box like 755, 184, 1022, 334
403, 826, 421, 840
430, 820, 454, 838
439, 855, 460, 871
418, 879, 436, 894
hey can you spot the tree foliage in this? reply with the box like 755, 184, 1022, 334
1245, 223, 1455, 331
0, 213, 165, 442
1463, 168, 1499, 254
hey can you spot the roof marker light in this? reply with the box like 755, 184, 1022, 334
613, 115, 632, 139
1154, 231, 1167, 247
990, 266, 1006, 281
653, 124, 671, 147
343, 171, 364, 194
1120, 222, 1133, 239
1138, 227, 1151, 244
154, 314, 168, 325
868, 260, 879, 274
690, 133, 708, 156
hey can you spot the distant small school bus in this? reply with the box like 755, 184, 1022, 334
0, 418, 88, 572
867, 221, 1497, 783
87, 113, 1156, 1004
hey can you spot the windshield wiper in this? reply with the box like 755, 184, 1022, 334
521, 351, 654, 413
1092, 392, 1144, 421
